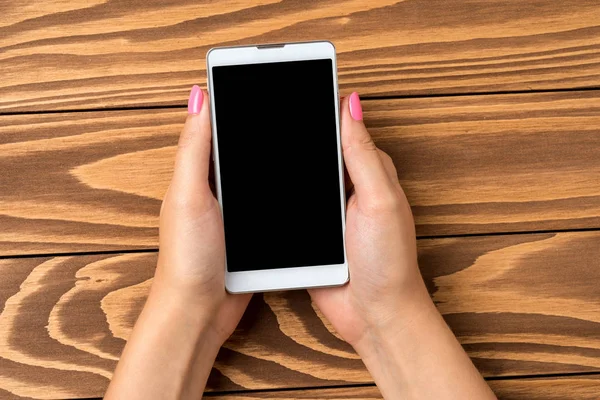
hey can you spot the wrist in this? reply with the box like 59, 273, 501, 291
145, 280, 224, 348
351, 297, 445, 399
108, 280, 223, 399
153, 261, 224, 307
349, 285, 495, 399
353, 285, 438, 359
150, 264, 248, 347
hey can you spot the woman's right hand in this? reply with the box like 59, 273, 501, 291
309, 91, 432, 349
309, 92, 496, 399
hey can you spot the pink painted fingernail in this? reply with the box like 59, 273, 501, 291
188, 85, 203, 114
349, 91, 363, 121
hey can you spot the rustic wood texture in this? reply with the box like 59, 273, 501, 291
208, 376, 600, 399
488, 376, 600, 400
4, 2, 599, 399
1, 231, 599, 398
2, 0, 600, 112
2, 91, 600, 256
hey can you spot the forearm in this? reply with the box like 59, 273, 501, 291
355, 295, 496, 400
105, 282, 221, 400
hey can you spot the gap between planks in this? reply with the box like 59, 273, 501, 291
65, 371, 600, 400
3, 226, 600, 261
1, 86, 599, 118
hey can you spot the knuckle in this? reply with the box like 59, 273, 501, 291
165, 195, 198, 217
344, 128, 377, 154
378, 149, 393, 164
357, 132, 377, 152
164, 187, 215, 216
364, 191, 401, 214
178, 131, 193, 149
178, 120, 201, 149
377, 149, 395, 168
378, 150, 399, 179
170, 195, 194, 211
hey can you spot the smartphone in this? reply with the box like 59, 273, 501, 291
206, 41, 348, 293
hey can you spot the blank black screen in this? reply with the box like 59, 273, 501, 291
212, 59, 344, 272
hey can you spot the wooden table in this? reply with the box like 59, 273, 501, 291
1, 1, 600, 399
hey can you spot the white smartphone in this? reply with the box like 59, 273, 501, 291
206, 41, 348, 293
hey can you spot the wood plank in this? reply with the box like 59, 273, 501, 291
2, 91, 600, 255
2, 0, 600, 112
1, 231, 599, 398
489, 376, 600, 400
207, 375, 600, 399
3, 377, 600, 400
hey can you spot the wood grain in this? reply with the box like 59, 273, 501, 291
2, 91, 600, 255
208, 376, 600, 399
2, 0, 600, 112
1, 231, 600, 398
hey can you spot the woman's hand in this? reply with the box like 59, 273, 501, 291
309, 92, 496, 400
155, 85, 251, 344
106, 86, 250, 400
309, 91, 429, 349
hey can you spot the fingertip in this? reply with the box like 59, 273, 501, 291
180, 87, 211, 145
339, 92, 394, 202
199, 88, 211, 130
172, 86, 213, 191
339, 95, 352, 144
188, 85, 204, 115
340, 93, 374, 156
340, 93, 367, 139
348, 92, 363, 121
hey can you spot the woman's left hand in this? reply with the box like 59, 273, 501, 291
155, 85, 251, 344
106, 85, 250, 400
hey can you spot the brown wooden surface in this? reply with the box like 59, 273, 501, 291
2, 91, 600, 256
207, 375, 600, 399
2, 0, 600, 112
3, 1, 600, 398
1, 231, 599, 398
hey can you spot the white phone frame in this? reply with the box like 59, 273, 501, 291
206, 41, 348, 293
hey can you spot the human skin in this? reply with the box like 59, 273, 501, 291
105, 87, 496, 400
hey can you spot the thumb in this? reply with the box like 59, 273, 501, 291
341, 92, 395, 206
168, 85, 213, 208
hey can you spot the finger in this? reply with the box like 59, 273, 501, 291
208, 148, 217, 197
339, 95, 355, 199
169, 85, 213, 203
377, 148, 401, 189
307, 286, 346, 316
343, 166, 354, 200
341, 92, 396, 207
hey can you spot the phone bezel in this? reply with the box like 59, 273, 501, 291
206, 41, 348, 293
